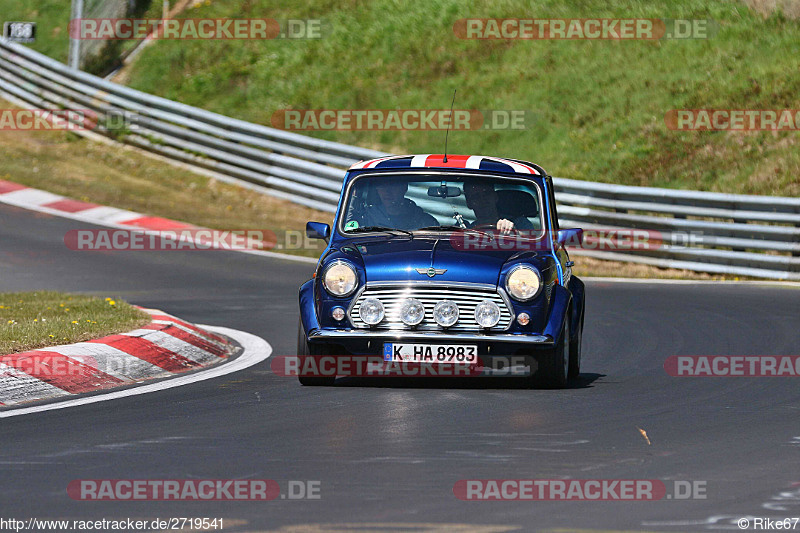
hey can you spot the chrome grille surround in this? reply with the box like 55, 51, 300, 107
349, 282, 513, 332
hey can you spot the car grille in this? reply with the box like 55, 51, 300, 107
350, 285, 513, 331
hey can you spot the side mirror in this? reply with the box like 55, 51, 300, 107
306, 221, 330, 242
556, 228, 583, 247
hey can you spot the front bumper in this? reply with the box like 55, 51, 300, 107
308, 328, 554, 356
305, 329, 553, 377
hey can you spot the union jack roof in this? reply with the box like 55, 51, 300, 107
348, 154, 542, 175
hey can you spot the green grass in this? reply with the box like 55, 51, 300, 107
114, 0, 800, 196
0, 291, 150, 354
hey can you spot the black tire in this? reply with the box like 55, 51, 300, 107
536, 318, 569, 388
297, 319, 335, 387
568, 312, 583, 380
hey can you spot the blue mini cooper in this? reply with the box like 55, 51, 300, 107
297, 154, 585, 388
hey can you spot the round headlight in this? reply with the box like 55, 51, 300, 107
322, 261, 358, 297
433, 300, 459, 327
400, 298, 425, 326
474, 300, 501, 328
505, 265, 541, 301
359, 297, 385, 326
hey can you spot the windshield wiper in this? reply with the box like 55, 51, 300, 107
346, 226, 413, 237
415, 225, 494, 239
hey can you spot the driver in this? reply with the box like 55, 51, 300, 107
463, 180, 534, 234
359, 179, 438, 231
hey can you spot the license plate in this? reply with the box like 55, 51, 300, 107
383, 343, 478, 364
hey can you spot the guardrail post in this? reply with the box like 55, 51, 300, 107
68, 0, 83, 70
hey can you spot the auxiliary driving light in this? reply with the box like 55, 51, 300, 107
359, 297, 385, 326
433, 300, 459, 327
474, 300, 501, 328
400, 298, 425, 326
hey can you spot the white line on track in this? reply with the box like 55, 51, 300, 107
0, 326, 271, 419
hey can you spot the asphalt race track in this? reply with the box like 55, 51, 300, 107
2, 202, 799, 532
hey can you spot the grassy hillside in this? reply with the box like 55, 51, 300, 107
4, 0, 799, 195
117, 0, 799, 195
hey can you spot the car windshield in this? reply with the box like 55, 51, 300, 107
340, 174, 544, 236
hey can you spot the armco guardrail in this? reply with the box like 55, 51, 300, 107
1, 39, 798, 280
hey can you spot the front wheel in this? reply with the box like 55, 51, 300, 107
297, 319, 335, 387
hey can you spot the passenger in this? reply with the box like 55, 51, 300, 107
463, 180, 534, 234
358, 180, 438, 231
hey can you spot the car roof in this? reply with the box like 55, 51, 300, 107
348, 154, 546, 176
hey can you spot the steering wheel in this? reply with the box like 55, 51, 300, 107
472, 222, 520, 235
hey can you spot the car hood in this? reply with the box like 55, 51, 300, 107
347, 236, 545, 285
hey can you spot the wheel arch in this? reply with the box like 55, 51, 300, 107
567, 275, 586, 340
